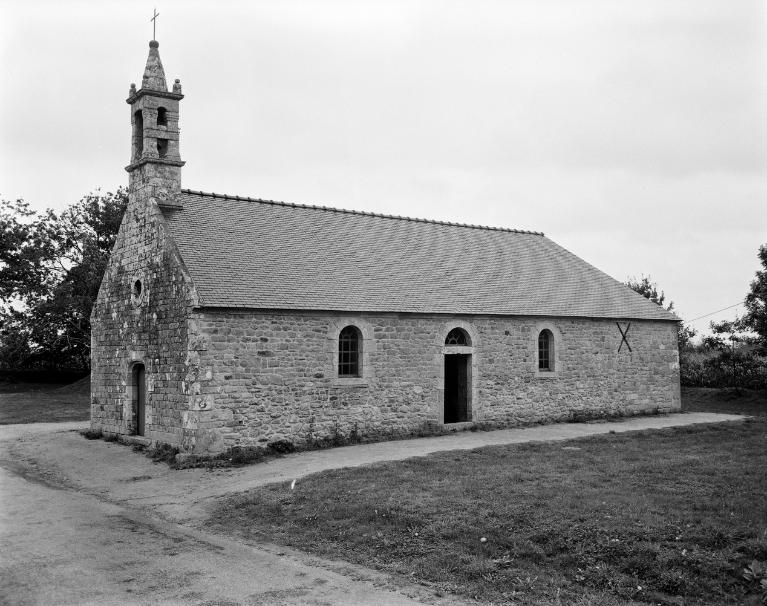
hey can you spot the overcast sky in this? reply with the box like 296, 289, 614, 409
1, 0, 765, 336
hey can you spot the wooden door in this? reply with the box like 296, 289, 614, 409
135, 365, 146, 436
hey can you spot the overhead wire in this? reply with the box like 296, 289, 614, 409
683, 302, 745, 324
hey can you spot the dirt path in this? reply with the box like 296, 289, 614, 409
0, 423, 462, 606
0, 412, 745, 605
0, 462, 434, 606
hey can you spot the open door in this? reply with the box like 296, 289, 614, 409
444, 354, 470, 423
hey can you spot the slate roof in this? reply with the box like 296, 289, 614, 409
162, 189, 678, 321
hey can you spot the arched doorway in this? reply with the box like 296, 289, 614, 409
444, 328, 471, 423
132, 364, 146, 436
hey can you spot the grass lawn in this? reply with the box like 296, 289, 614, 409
682, 386, 767, 417
212, 391, 767, 606
0, 377, 90, 424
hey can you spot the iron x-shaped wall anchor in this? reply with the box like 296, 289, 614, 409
616, 322, 632, 352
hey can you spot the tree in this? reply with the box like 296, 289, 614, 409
740, 243, 767, 351
625, 274, 696, 350
701, 319, 766, 390
625, 274, 673, 311
0, 189, 127, 370
677, 323, 697, 351
698, 243, 767, 389
626, 250, 767, 389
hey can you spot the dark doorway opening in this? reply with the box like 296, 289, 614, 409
133, 364, 146, 436
444, 354, 470, 423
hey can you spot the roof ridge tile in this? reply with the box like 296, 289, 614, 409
180, 188, 544, 236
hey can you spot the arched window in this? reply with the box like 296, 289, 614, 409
338, 326, 361, 377
157, 106, 167, 126
538, 330, 554, 371
445, 328, 470, 346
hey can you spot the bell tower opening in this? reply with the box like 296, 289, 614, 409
132, 109, 143, 160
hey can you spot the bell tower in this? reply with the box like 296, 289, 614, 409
126, 40, 184, 203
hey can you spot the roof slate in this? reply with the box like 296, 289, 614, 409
162, 190, 678, 321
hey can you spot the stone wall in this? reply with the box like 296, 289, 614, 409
187, 310, 681, 451
90, 192, 196, 445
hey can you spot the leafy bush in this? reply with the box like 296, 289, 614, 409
267, 439, 295, 454
148, 442, 179, 464
80, 428, 103, 440
680, 347, 767, 389
226, 446, 267, 465
742, 560, 767, 603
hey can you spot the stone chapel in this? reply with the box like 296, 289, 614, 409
90, 40, 681, 454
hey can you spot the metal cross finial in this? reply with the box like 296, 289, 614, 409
150, 8, 159, 40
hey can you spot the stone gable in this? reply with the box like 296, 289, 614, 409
90, 192, 198, 444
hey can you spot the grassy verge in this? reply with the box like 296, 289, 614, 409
212, 417, 767, 605
0, 378, 90, 424
117, 404, 676, 470
682, 386, 767, 417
